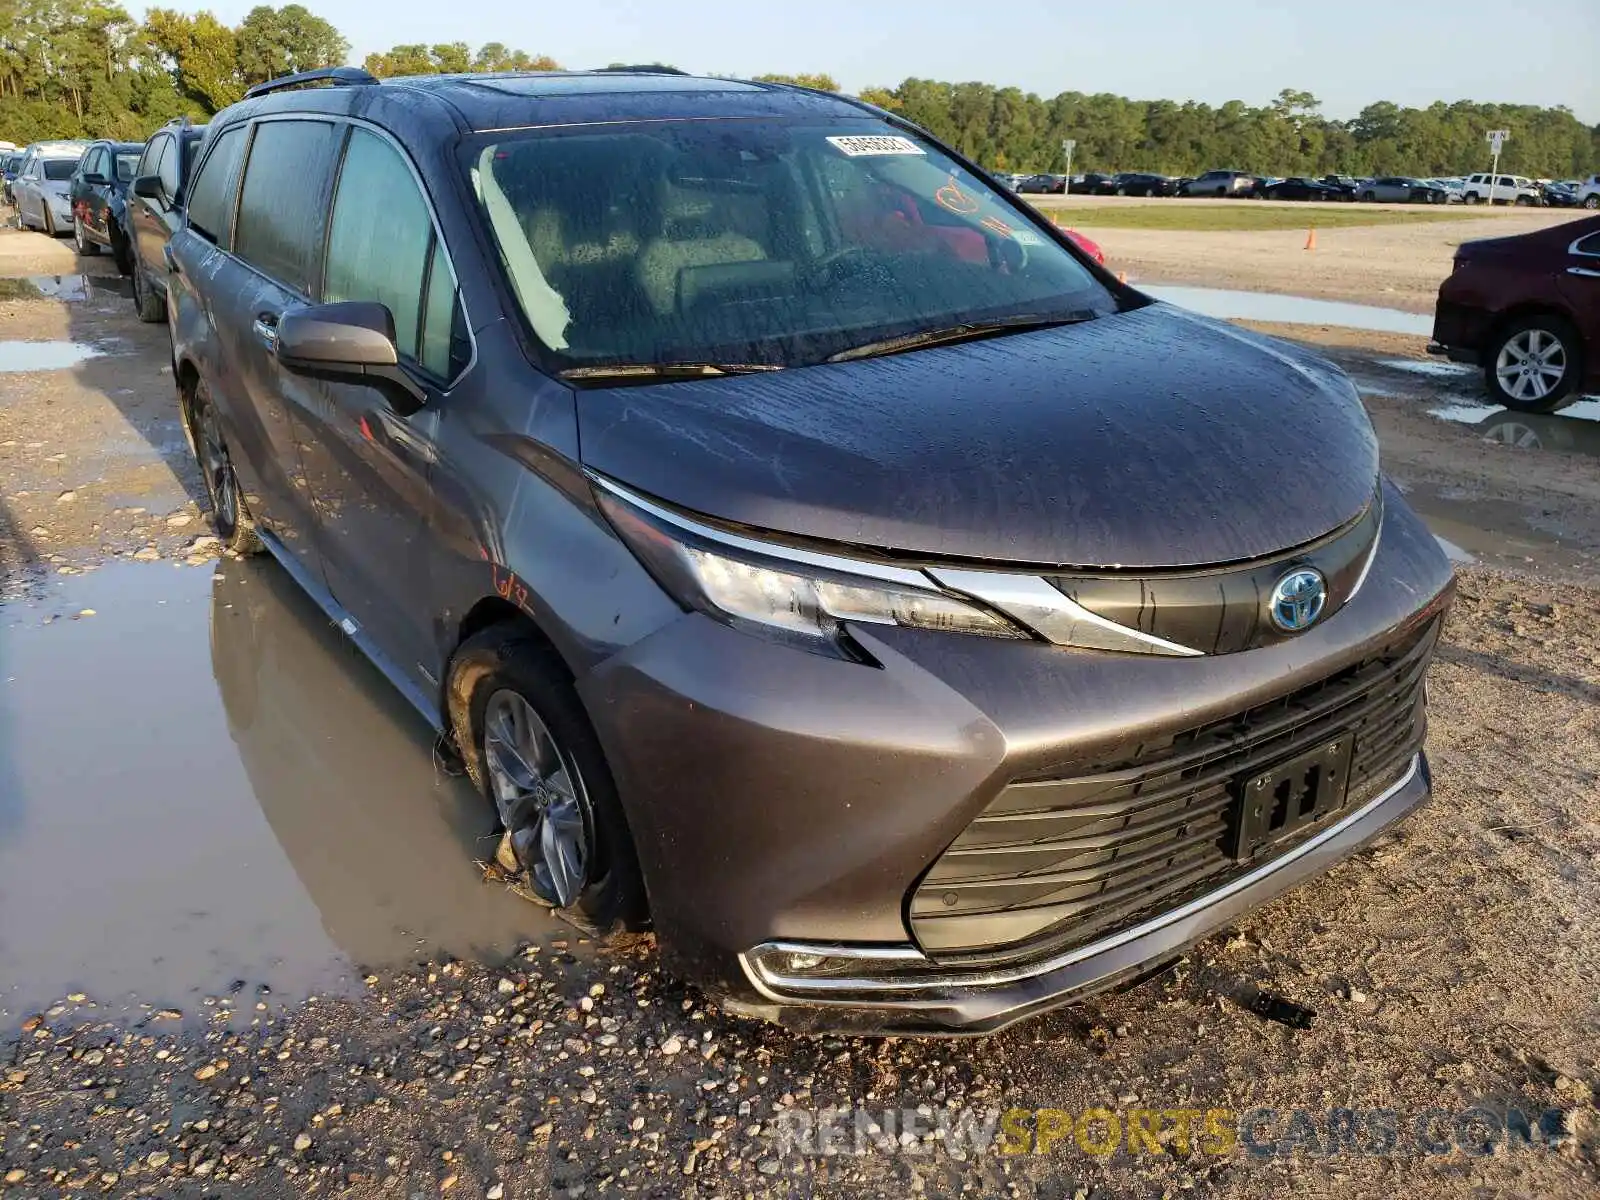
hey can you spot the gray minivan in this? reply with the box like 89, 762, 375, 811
166, 67, 1454, 1034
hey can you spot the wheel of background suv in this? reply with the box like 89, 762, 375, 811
448, 626, 647, 936
1585, 196, 1599, 210
1486, 315, 1582, 413
1361, 190, 1376, 202
73, 217, 98, 256
1115, 186, 1127, 196
1464, 192, 1480, 205
132, 264, 165, 323
189, 376, 264, 554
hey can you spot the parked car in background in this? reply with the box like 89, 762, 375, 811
1426, 178, 1465, 203
1179, 170, 1257, 197
1357, 176, 1448, 204
1061, 228, 1104, 263
12, 141, 88, 235
1, 150, 23, 204
1541, 180, 1580, 208
1016, 172, 1067, 194
128, 118, 207, 321
1259, 177, 1355, 202
1068, 172, 1117, 195
1462, 173, 1544, 206
165, 66, 1452, 1035
1321, 175, 1361, 192
1577, 175, 1600, 209
1429, 214, 1599, 412
1110, 172, 1177, 196
69, 139, 143, 272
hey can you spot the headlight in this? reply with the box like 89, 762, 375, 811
592, 477, 1025, 658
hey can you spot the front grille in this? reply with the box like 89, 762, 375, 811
909, 619, 1439, 962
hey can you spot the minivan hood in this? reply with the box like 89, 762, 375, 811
576, 303, 1379, 569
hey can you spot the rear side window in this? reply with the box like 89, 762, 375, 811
138, 136, 166, 184
44, 158, 79, 181
186, 126, 248, 246
233, 120, 341, 296
323, 127, 463, 378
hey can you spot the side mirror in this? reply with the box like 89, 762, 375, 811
82, 173, 109, 187
275, 301, 426, 415
132, 174, 163, 201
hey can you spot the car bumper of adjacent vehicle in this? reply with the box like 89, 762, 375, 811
578, 483, 1454, 1035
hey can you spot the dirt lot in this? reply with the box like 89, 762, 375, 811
2, 215, 1598, 1200
1031, 198, 1585, 313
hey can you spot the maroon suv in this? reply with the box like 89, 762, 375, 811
1430, 214, 1600, 412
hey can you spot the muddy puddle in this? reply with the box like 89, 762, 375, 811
0, 273, 130, 303
1143, 285, 1434, 336
0, 339, 107, 372
1427, 398, 1600, 458
0, 559, 579, 1029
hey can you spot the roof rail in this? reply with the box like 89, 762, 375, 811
244, 66, 378, 100
591, 64, 689, 75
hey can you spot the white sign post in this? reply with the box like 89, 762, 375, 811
1486, 129, 1509, 201
1062, 138, 1076, 187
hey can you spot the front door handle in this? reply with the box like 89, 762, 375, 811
1567, 266, 1600, 278
253, 313, 279, 351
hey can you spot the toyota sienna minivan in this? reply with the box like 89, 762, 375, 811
166, 66, 1455, 1034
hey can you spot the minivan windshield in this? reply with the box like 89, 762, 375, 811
469, 120, 1114, 372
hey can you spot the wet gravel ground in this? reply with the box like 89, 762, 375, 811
3, 225, 1599, 1198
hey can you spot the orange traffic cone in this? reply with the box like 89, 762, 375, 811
1304, 227, 1317, 251
1117, 271, 1127, 284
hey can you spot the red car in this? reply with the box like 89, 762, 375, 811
1062, 227, 1105, 264
1429, 214, 1600, 412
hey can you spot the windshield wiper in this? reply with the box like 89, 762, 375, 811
824, 313, 1098, 364
559, 362, 784, 384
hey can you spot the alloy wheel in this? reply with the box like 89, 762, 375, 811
196, 398, 240, 535
483, 689, 591, 908
1495, 329, 1567, 403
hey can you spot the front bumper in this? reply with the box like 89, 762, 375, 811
733, 753, 1428, 1034
578, 482, 1454, 1034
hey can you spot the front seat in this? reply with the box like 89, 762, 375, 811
635, 188, 767, 318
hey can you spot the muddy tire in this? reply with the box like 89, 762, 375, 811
448, 626, 648, 936
189, 376, 264, 555
1485, 314, 1582, 414
74, 218, 98, 256
1585, 196, 1599, 210
132, 264, 165, 323
109, 224, 132, 276
42, 205, 55, 237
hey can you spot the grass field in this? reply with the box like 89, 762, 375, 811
1027, 204, 1499, 232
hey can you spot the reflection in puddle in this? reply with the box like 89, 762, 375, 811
1378, 358, 1473, 378
0, 561, 571, 1026
1144, 286, 1433, 336
1429, 398, 1600, 458
1434, 535, 1477, 564
0, 339, 106, 372
0, 274, 130, 302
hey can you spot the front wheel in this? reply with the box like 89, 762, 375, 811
73, 218, 99, 256
1361, 191, 1376, 202
131, 264, 165, 323
41, 205, 55, 237
1486, 316, 1582, 413
1464, 192, 1480, 205
189, 377, 264, 554
448, 627, 648, 935
1584, 196, 1599, 210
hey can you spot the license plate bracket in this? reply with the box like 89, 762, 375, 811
1229, 737, 1354, 861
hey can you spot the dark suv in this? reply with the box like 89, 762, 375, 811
128, 118, 207, 321
68, 139, 144, 272
168, 67, 1453, 1034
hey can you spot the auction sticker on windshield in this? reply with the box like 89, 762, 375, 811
826, 135, 926, 157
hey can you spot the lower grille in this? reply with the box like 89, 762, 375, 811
910, 619, 1439, 961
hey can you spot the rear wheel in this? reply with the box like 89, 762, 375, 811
448, 627, 648, 935
1464, 192, 1480, 205
1585, 196, 1599, 210
1361, 191, 1377, 202
132, 264, 165, 323
108, 222, 132, 276
1486, 315, 1582, 413
41, 205, 55, 237
189, 376, 264, 554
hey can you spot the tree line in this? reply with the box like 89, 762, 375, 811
1, 2, 1594, 180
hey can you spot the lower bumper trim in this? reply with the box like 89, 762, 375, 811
737, 752, 1428, 1034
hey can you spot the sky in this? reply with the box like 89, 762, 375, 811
152, 0, 1600, 124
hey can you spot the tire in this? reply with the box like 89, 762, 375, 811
188, 375, 264, 554
42, 205, 55, 237
1585, 196, 1599, 210
132, 264, 165, 323
108, 223, 132, 276
1115, 186, 1127, 196
1464, 192, 1480, 205
1361, 191, 1376, 203
73, 218, 99, 256
1484, 314, 1583, 414
448, 626, 648, 936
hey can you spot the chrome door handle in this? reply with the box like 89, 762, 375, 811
253, 316, 278, 350
1567, 267, 1600, 278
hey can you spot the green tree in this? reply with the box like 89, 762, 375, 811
234, 4, 347, 86
752, 72, 839, 92
366, 41, 559, 77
